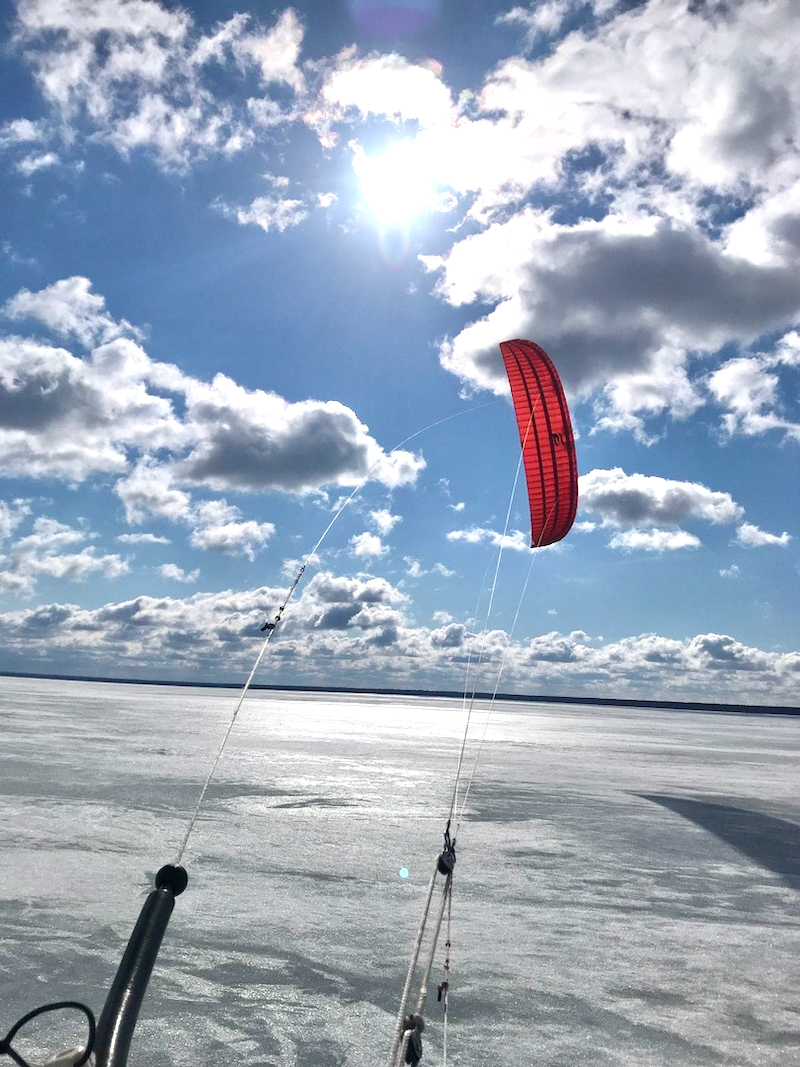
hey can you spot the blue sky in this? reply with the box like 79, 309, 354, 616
0, 0, 798, 703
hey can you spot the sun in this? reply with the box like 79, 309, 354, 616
353, 141, 436, 225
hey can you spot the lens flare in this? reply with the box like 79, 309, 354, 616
398, 866, 410, 879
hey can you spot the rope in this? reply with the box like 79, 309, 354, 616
454, 495, 556, 842
174, 400, 500, 865
440, 878, 452, 1066
389, 863, 453, 1067
388, 858, 440, 1066
446, 439, 527, 836
387, 399, 545, 1067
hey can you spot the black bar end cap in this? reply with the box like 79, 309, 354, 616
155, 864, 188, 896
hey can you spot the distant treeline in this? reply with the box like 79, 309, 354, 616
1, 669, 797, 715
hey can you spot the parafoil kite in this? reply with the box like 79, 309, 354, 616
500, 339, 578, 548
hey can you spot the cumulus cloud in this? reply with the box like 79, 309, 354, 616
577, 468, 749, 552
580, 468, 743, 527
219, 195, 309, 233
0, 117, 45, 147
298, 572, 406, 635
350, 532, 386, 559
401, 0, 800, 438
497, 2, 570, 42
370, 508, 401, 536
708, 344, 800, 442
3, 276, 142, 348
608, 528, 701, 553
175, 372, 424, 493
431, 211, 800, 412
318, 51, 453, 128
404, 557, 456, 580
735, 522, 792, 548
0, 499, 32, 540
116, 460, 193, 524
0, 580, 796, 703
0, 516, 128, 595
11, 1, 305, 170
0, 279, 424, 533
16, 151, 59, 175
188, 500, 275, 560
159, 563, 199, 583
430, 622, 467, 648
116, 532, 171, 545
230, 8, 305, 93
447, 526, 531, 552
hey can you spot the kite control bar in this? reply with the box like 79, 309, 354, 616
95, 864, 188, 1067
2, 865, 187, 1067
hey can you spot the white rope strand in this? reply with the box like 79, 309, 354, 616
453, 499, 557, 839
446, 443, 527, 832
388, 858, 442, 1067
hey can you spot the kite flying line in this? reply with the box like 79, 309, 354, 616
174, 399, 501, 866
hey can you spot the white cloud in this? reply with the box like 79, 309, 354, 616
3, 276, 142, 347
0, 516, 128, 595
12, 2, 304, 171
319, 52, 453, 128
16, 151, 59, 175
578, 469, 747, 552
159, 563, 199, 583
176, 371, 425, 494
608, 528, 701, 553
116, 460, 193, 524
708, 347, 800, 442
222, 195, 309, 233
447, 526, 531, 552
498, 2, 570, 40
431, 209, 800, 420
116, 532, 171, 545
370, 509, 401, 535
405, 557, 423, 579
395, 0, 800, 439
350, 531, 386, 559
404, 557, 456, 580
0, 510, 797, 696
719, 563, 740, 579
188, 499, 275, 560
0, 278, 425, 509
579, 468, 743, 527
2, 584, 796, 703
231, 9, 305, 93
0, 499, 32, 540
776, 331, 800, 367
0, 117, 45, 147
735, 523, 792, 548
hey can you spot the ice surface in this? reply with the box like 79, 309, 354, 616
1, 677, 798, 1066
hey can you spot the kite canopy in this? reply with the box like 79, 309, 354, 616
500, 339, 578, 547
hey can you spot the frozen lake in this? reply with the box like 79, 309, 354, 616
1, 676, 798, 1067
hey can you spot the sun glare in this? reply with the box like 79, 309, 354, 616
354, 141, 435, 225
